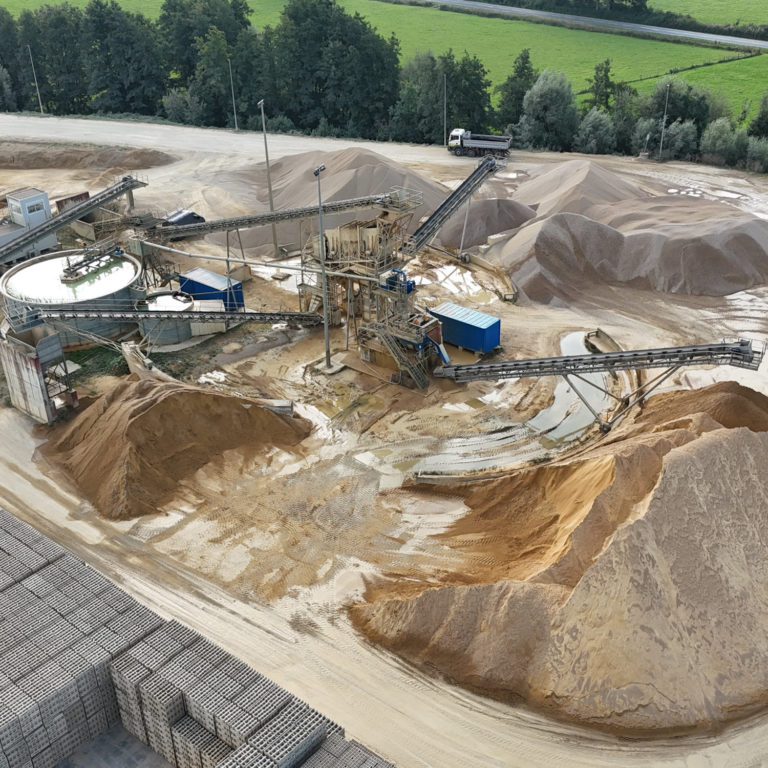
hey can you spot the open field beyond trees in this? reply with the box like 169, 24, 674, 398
3, 0, 766, 117
648, 0, 767, 27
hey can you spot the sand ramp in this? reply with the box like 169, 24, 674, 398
352, 383, 768, 731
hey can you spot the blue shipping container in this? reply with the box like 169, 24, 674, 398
428, 302, 500, 354
178, 267, 244, 312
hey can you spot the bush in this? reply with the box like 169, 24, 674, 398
664, 119, 698, 160
632, 116, 659, 155
574, 108, 616, 154
700, 117, 747, 166
162, 87, 202, 125
747, 136, 768, 173
519, 70, 580, 151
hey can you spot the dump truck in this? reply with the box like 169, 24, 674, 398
448, 129, 512, 157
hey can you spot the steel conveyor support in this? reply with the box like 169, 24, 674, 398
433, 339, 764, 383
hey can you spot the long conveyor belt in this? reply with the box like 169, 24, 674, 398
37, 308, 322, 326
433, 339, 763, 382
146, 193, 401, 241
403, 155, 498, 255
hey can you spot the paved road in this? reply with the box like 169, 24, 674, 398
421, 0, 768, 50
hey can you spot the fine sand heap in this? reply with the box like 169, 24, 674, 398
352, 383, 768, 732
47, 377, 310, 519
484, 159, 768, 299
435, 198, 536, 250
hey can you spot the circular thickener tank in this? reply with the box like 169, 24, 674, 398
0, 249, 144, 348
139, 292, 193, 346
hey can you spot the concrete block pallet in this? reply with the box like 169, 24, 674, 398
0, 506, 396, 768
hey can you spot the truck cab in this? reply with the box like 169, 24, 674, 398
448, 128, 467, 151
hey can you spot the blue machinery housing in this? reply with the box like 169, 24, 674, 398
179, 267, 244, 312
428, 302, 500, 355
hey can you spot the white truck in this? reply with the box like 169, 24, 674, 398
448, 128, 512, 157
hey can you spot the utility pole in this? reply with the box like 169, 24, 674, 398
227, 57, 238, 131
314, 165, 332, 370
443, 73, 447, 146
258, 99, 279, 260
658, 82, 671, 162
27, 45, 43, 115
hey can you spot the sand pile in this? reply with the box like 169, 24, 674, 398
434, 198, 535, 250
211, 148, 448, 253
352, 383, 768, 732
46, 377, 310, 520
0, 141, 174, 171
512, 158, 650, 217
485, 159, 768, 299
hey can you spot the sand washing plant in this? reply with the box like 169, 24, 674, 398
4, 128, 768, 766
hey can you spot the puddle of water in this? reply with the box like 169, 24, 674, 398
526, 332, 610, 441
249, 257, 303, 293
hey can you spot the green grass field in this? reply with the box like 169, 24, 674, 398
1, 0, 765, 119
648, 0, 767, 27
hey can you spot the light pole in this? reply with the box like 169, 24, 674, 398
314, 164, 332, 370
258, 99, 279, 260
26, 45, 43, 115
658, 82, 671, 161
443, 73, 447, 147
227, 58, 238, 131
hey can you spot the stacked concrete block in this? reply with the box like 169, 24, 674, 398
0, 509, 161, 768
247, 700, 326, 768
0, 507, 395, 768
300, 734, 397, 768
172, 715, 220, 768
217, 742, 278, 768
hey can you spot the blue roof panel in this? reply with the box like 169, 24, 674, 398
180, 267, 240, 291
429, 302, 499, 329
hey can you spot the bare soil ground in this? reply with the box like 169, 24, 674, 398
4, 115, 768, 764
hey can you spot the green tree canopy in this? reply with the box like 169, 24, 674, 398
494, 48, 537, 130
586, 59, 616, 112
158, 0, 251, 85
647, 77, 711, 136
389, 51, 442, 144
0, 9, 21, 110
18, 4, 88, 114
574, 107, 616, 154
189, 26, 233, 126
82, 0, 166, 114
272, 0, 400, 137
519, 70, 580, 151
748, 93, 768, 138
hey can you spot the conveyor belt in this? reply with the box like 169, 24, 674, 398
433, 339, 763, 382
0, 176, 147, 264
146, 193, 399, 240
403, 156, 498, 255
37, 309, 322, 326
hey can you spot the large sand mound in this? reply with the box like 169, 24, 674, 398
46, 377, 311, 520
435, 198, 535, 250
512, 158, 650, 217
211, 148, 448, 253
484, 159, 768, 298
351, 383, 768, 732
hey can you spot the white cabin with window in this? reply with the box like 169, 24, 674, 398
0, 188, 57, 262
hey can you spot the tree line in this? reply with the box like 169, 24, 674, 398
2, 0, 768, 173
